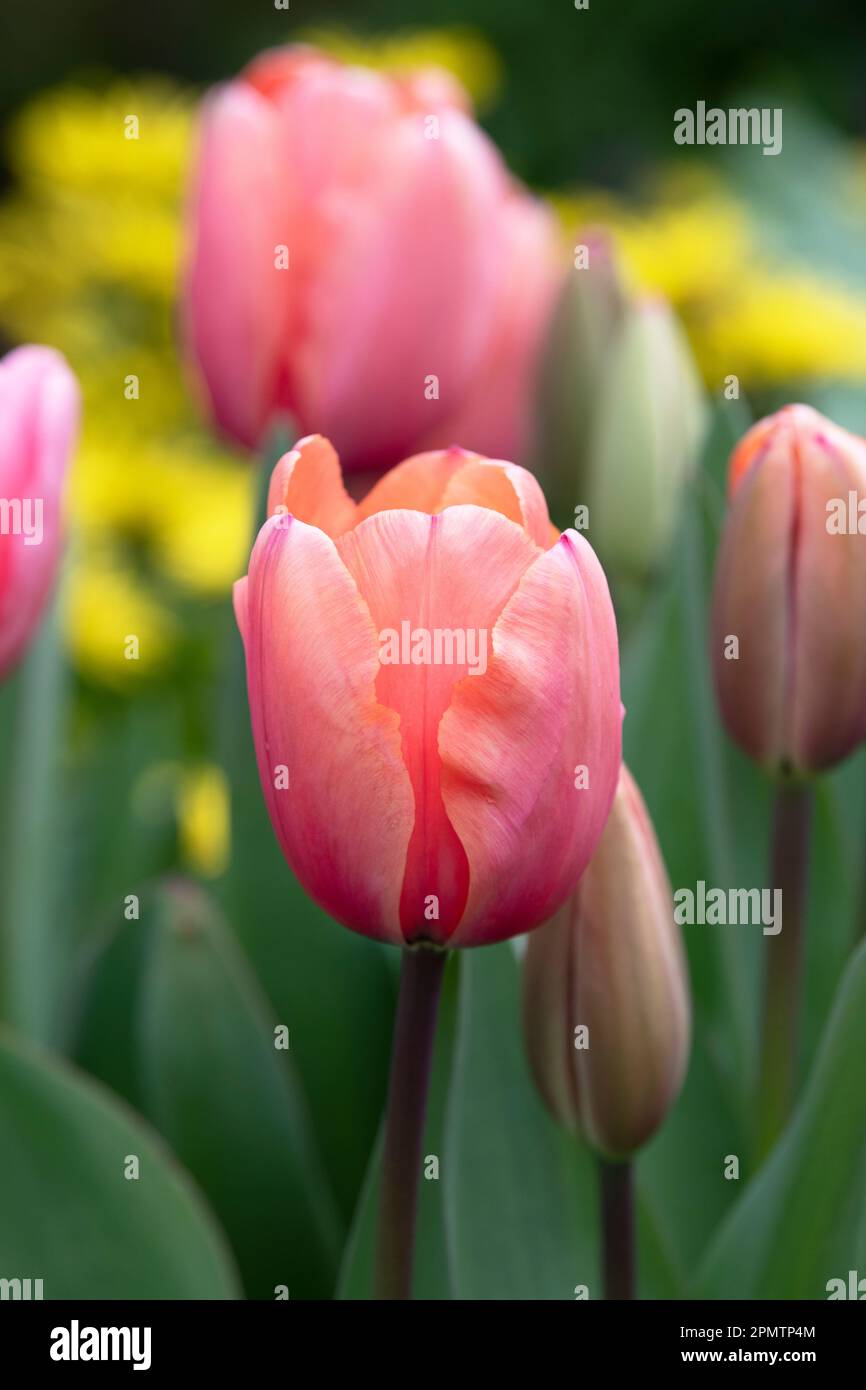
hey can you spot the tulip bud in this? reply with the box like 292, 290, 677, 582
711, 404, 866, 776
522, 764, 690, 1158
585, 296, 707, 585
0, 345, 79, 680
535, 229, 628, 524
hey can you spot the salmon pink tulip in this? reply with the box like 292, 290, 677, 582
234, 436, 622, 948
183, 47, 560, 471
0, 346, 79, 679
711, 405, 866, 775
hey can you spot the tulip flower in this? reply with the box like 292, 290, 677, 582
711, 404, 866, 1158
0, 346, 79, 680
184, 47, 560, 472
711, 404, 866, 777
585, 297, 707, 587
535, 229, 628, 523
522, 763, 689, 1298
536, 230, 706, 595
234, 433, 622, 1297
523, 763, 689, 1156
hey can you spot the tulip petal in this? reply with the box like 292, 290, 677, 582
292, 108, 511, 471
266, 434, 356, 536
238, 514, 414, 945
183, 84, 291, 450
572, 765, 690, 1157
0, 346, 79, 677
712, 433, 797, 769
521, 907, 581, 1132
441, 530, 622, 947
789, 430, 866, 769
355, 446, 481, 522
337, 506, 540, 941
422, 195, 560, 463
439, 457, 553, 549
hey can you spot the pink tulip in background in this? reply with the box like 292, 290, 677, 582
183, 47, 560, 471
0, 346, 79, 679
234, 435, 622, 947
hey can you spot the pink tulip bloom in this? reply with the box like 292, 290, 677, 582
183, 47, 560, 471
0, 346, 79, 679
711, 404, 866, 775
234, 435, 622, 948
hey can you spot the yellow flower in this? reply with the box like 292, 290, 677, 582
700, 270, 866, 384
9, 81, 193, 201
148, 450, 255, 596
177, 764, 231, 879
65, 548, 177, 688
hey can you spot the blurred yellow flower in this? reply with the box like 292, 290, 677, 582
177, 763, 231, 879
9, 81, 193, 199
0, 77, 251, 687
700, 270, 866, 384
65, 548, 177, 688
553, 172, 866, 390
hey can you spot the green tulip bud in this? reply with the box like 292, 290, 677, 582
586, 296, 707, 586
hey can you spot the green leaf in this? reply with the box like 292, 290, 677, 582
622, 403, 759, 1095
696, 940, 866, 1298
638, 1027, 744, 1294
73, 877, 342, 1299
0, 1024, 238, 1298
443, 944, 599, 1300
337, 955, 459, 1300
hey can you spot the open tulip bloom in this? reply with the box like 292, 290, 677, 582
234, 434, 622, 1296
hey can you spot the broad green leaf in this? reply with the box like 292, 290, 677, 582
697, 940, 866, 1298
73, 878, 342, 1299
0, 1024, 238, 1298
638, 1027, 744, 1294
337, 957, 459, 1300
443, 944, 598, 1300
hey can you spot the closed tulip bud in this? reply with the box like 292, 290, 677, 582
522, 764, 690, 1158
586, 297, 707, 585
535, 229, 627, 523
183, 47, 559, 471
0, 346, 79, 680
234, 435, 622, 948
711, 405, 866, 775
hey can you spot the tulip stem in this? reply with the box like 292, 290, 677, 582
373, 944, 447, 1300
756, 781, 813, 1161
599, 1158, 635, 1300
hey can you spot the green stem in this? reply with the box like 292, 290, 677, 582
755, 781, 813, 1161
373, 945, 447, 1300
598, 1158, 636, 1300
